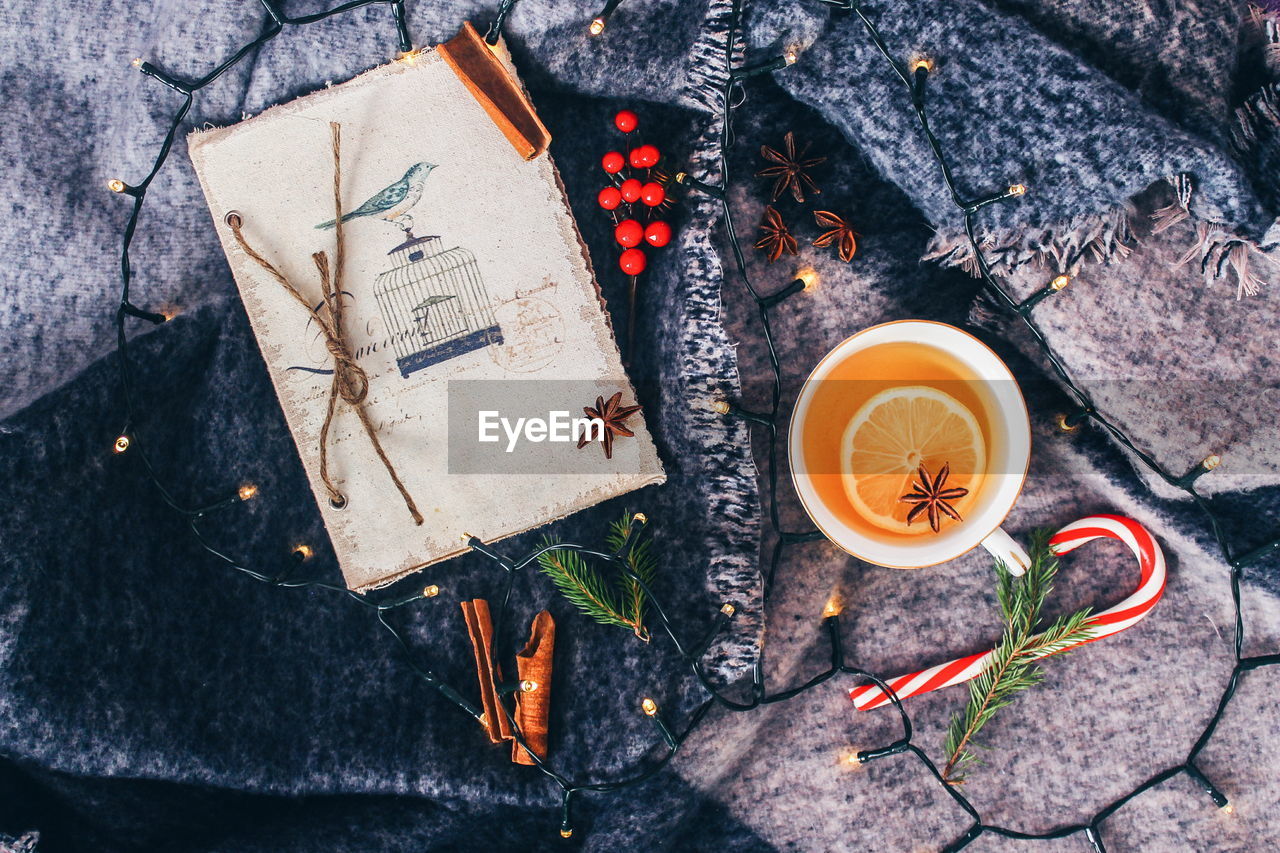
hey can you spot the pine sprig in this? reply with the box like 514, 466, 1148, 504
538, 512, 656, 641
607, 513, 656, 639
942, 530, 1095, 783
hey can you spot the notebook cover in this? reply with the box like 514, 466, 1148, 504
188, 31, 665, 591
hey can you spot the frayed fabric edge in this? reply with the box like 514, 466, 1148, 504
1161, 177, 1278, 301
1176, 219, 1277, 299
1246, 4, 1280, 78
0, 831, 40, 853
928, 175, 1279, 302
922, 200, 1138, 280
1230, 82, 1279, 153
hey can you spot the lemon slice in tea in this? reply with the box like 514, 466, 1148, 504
840, 385, 986, 534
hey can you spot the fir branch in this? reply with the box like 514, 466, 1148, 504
537, 547, 630, 630
607, 512, 656, 641
942, 530, 1094, 783
538, 512, 657, 641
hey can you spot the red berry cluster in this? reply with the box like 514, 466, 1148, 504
596, 109, 675, 276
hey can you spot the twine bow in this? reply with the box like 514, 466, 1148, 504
227, 121, 424, 526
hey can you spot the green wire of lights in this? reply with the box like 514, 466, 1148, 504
103, 0, 1279, 845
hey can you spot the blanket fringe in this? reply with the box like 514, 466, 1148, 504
1229, 83, 1279, 153
1247, 4, 1280, 77
924, 201, 1136, 279
933, 174, 1277, 301
1240, 5, 1280, 143
1151, 173, 1194, 234
1151, 174, 1273, 299
0, 832, 39, 853
1177, 220, 1275, 299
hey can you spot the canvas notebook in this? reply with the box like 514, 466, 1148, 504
189, 24, 665, 592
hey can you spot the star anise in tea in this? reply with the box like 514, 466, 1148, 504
812, 210, 859, 262
757, 131, 826, 202
899, 462, 969, 533
578, 391, 642, 460
755, 206, 799, 262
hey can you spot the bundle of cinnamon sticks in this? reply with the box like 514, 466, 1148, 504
461, 600, 554, 764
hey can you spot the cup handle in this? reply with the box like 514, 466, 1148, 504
981, 527, 1031, 576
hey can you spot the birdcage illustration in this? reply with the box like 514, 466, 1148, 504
374, 235, 503, 378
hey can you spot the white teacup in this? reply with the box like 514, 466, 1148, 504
788, 320, 1032, 572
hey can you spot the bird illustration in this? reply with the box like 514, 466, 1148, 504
315, 162, 437, 233
412, 294, 457, 341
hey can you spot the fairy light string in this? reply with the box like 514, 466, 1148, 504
105, 0, 1279, 845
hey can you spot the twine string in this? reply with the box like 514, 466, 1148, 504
227, 122, 424, 526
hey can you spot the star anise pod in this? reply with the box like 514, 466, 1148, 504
756, 131, 825, 202
812, 210, 859, 262
578, 391, 642, 460
754, 206, 798, 262
899, 462, 969, 533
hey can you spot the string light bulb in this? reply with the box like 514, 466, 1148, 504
588, 17, 605, 35
632, 512, 647, 525
840, 747, 867, 769
1050, 274, 1071, 291
783, 47, 799, 65
293, 544, 313, 561
1055, 413, 1081, 433
641, 697, 658, 716
720, 603, 735, 617
1202, 454, 1222, 471
395, 48, 422, 65
911, 56, 934, 73
108, 179, 127, 193
238, 483, 259, 501
822, 592, 844, 618
709, 399, 731, 414
113, 435, 130, 454
422, 584, 440, 598
560, 828, 574, 839
520, 679, 539, 693
131, 57, 143, 68
1220, 802, 1235, 815
1008, 183, 1028, 196
795, 267, 819, 291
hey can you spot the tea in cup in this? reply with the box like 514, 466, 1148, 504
789, 321, 1031, 571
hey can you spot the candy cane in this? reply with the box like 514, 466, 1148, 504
849, 515, 1165, 711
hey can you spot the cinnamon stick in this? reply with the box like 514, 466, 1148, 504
512, 610, 555, 764
461, 599, 513, 743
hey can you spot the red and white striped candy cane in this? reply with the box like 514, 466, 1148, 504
849, 514, 1165, 712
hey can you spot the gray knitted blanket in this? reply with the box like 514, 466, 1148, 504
2, 0, 1279, 850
